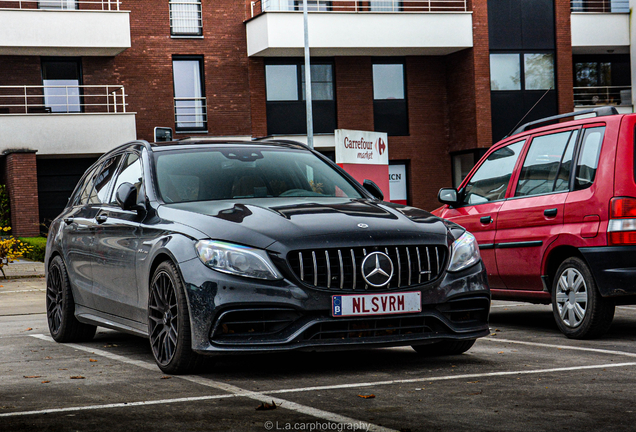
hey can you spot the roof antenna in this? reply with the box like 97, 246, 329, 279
505, 88, 552, 138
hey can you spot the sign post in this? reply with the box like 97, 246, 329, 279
335, 129, 390, 201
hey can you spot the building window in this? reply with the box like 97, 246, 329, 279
373, 61, 408, 136
39, 0, 76, 10
172, 57, 207, 132
41, 58, 82, 113
489, 52, 557, 142
170, 0, 202, 36
490, 53, 554, 91
574, 54, 631, 106
292, 1, 332, 11
370, 1, 401, 11
265, 60, 335, 135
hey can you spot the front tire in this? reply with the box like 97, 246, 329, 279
412, 339, 476, 356
552, 257, 614, 339
46, 256, 96, 342
148, 261, 201, 374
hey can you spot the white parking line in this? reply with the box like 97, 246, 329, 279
27, 334, 394, 432
0, 394, 236, 418
0, 289, 46, 294
483, 337, 636, 358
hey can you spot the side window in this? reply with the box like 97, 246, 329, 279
73, 164, 101, 206
463, 141, 525, 205
515, 130, 579, 197
575, 126, 606, 190
88, 155, 123, 205
109, 153, 143, 205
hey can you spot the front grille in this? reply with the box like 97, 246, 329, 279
305, 315, 439, 341
210, 308, 301, 342
287, 245, 446, 291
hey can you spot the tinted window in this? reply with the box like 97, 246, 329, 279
154, 148, 363, 203
463, 141, 525, 205
74, 164, 101, 206
109, 153, 143, 205
89, 155, 122, 205
515, 130, 578, 197
575, 127, 605, 190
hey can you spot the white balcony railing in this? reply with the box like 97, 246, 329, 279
573, 85, 632, 106
0, 0, 120, 10
250, 0, 468, 17
0, 85, 127, 114
570, 0, 629, 13
174, 97, 207, 130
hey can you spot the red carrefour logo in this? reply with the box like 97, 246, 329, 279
375, 138, 386, 156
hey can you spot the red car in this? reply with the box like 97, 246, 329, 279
434, 107, 636, 339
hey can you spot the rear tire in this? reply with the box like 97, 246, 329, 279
148, 261, 203, 374
411, 339, 476, 356
552, 257, 614, 339
46, 256, 96, 343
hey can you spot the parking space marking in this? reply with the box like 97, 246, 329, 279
483, 337, 636, 358
0, 394, 236, 418
28, 334, 395, 432
0, 289, 46, 294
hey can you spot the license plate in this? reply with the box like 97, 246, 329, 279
332, 291, 421, 317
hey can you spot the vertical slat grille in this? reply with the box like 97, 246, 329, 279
287, 245, 446, 291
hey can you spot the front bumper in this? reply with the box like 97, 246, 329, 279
581, 246, 636, 298
179, 257, 490, 354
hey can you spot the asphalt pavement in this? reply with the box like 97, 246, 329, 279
2, 269, 636, 432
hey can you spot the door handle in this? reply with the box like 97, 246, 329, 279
480, 216, 493, 224
63, 217, 74, 225
544, 208, 558, 217
96, 214, 108, 224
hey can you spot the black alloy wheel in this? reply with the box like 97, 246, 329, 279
46, 256, 96, 342
148, 261, 201, 374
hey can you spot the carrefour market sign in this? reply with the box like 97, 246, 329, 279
335, 129, 389, 165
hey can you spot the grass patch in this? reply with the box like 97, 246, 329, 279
18, 236, 47, 262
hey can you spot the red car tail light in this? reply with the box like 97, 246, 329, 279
608, 197, 636, 245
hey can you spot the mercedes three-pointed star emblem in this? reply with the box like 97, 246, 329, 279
361, 252, 394, 287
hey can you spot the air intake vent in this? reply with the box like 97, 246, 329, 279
287, 245, 446, 291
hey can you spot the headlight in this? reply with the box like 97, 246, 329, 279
195, 240, 282, 280
447, 232, 480, 272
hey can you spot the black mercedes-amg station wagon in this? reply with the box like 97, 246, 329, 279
45, 139, 490, 373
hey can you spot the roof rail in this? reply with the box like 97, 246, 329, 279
509, 106, 619, 137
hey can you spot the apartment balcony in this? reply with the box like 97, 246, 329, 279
0, 85, 136, 156
570, 0, 629, 54
0, 0, 130, 56
245, 0, 473, 57
573, 85, 633, 113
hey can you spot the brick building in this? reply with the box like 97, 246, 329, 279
0, 0, 633, 236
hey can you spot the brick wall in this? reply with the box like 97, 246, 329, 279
332, 56, 452, 211
555, 0, 574, 114
110, 0, 253, 141
4, 151, 40, 237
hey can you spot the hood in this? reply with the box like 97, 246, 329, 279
157, 197, 451, 251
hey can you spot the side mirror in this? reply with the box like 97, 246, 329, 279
438, 188, 459, 206
116, 182, 143, 211
363, 179, 384, 201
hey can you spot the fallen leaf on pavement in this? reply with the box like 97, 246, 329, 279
70, 376, 85, 380
23, 376, 41, 379
256, 401, 278, 411
358, 394, 376, 399
161, 376, 171, 380
41, 381, 50, 384
25, 328, 32, 331
89, 359, 98, 362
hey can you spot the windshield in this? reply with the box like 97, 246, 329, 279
154, 147, 364, 203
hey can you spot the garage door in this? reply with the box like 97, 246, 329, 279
37, 157, 98, 226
